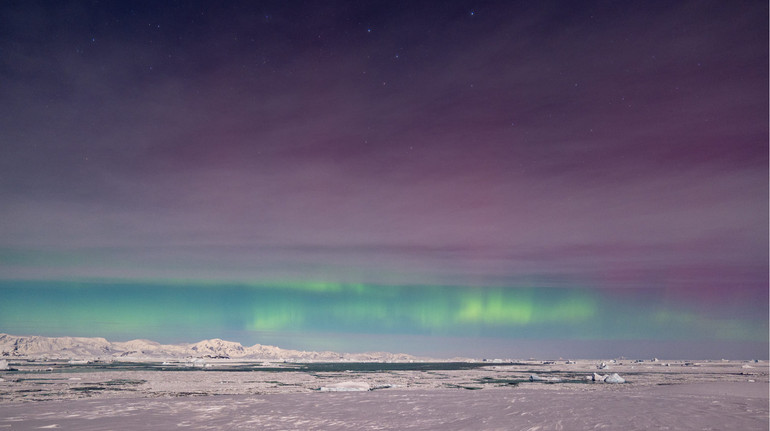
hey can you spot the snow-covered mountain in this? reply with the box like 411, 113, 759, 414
0, 333, 421, 362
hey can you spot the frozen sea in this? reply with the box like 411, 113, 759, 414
0, 359, 767, 430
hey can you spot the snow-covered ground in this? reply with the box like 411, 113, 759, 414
0, 383, 767, 430
0, 358, 767, 429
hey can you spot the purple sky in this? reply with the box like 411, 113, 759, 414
0, 1, 767, 356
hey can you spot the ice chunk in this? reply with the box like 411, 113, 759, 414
605, 373, 625, 384
319, 381, 370, 392
529, 374, 561, 383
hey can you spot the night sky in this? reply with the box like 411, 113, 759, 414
1, 1, 767, 359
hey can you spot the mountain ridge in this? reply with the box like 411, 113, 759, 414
0, 333, 425, 362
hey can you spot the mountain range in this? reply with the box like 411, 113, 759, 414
0, 333, 423, 362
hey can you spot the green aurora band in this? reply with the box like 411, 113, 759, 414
1, 279, 765, 356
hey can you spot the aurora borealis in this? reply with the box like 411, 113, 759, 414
1, 279, 765, 358
1, 1, 767, 358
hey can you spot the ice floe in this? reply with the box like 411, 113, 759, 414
319, 381, 370, 392
529, 374, 562, 383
